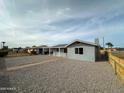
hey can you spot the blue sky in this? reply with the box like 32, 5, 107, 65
0, 0, 124, 48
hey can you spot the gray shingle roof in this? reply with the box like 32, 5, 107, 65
52, 44, 68, 48
66, 39, 98, 47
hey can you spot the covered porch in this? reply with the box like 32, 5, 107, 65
39, 47, 67, 57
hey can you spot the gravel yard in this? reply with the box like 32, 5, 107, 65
5, 55, 57, 68
0, 55, 124, 93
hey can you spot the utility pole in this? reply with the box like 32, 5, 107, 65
1, 42, 2, 49
103, 37, 105, 49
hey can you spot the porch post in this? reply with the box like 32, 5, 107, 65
42, 48, 44, 55
59, 48, 60, 56
49, 48, 50, 56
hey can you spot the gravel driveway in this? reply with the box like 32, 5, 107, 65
4, 55, 58, 68
0, 55, 124, 93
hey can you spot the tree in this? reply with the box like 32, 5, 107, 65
106, 42, 113, 48
32, 45, 36, 48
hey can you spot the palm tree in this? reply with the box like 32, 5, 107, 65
106, 42, 113, 48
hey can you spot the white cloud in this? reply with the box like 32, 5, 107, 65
0, 0, 124, 47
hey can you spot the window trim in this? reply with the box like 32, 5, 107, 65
79, 48, 83, 54
75, 48, 78, 54
75, 48, 83, 55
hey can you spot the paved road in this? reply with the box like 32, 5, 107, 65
0, 55, 124, 93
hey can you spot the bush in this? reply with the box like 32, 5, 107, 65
0, 50, 8, 57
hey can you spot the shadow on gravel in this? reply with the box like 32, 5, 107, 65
0, 58, 15, 93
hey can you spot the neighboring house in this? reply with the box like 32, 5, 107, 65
27, 45, 48, 54
12, 47, 24, 53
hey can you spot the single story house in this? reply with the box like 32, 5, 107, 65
33, 40, 100, 62
51, 40, 100, 62
12, 47, 24, 53
27, 45, 49, 54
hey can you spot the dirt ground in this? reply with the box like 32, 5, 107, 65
0, 55, 124, 93
112, 51, 124, 59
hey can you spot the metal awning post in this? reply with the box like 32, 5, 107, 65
59, 48, 60, 56
42, 48, 44, 55
49, 48, 50, 56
